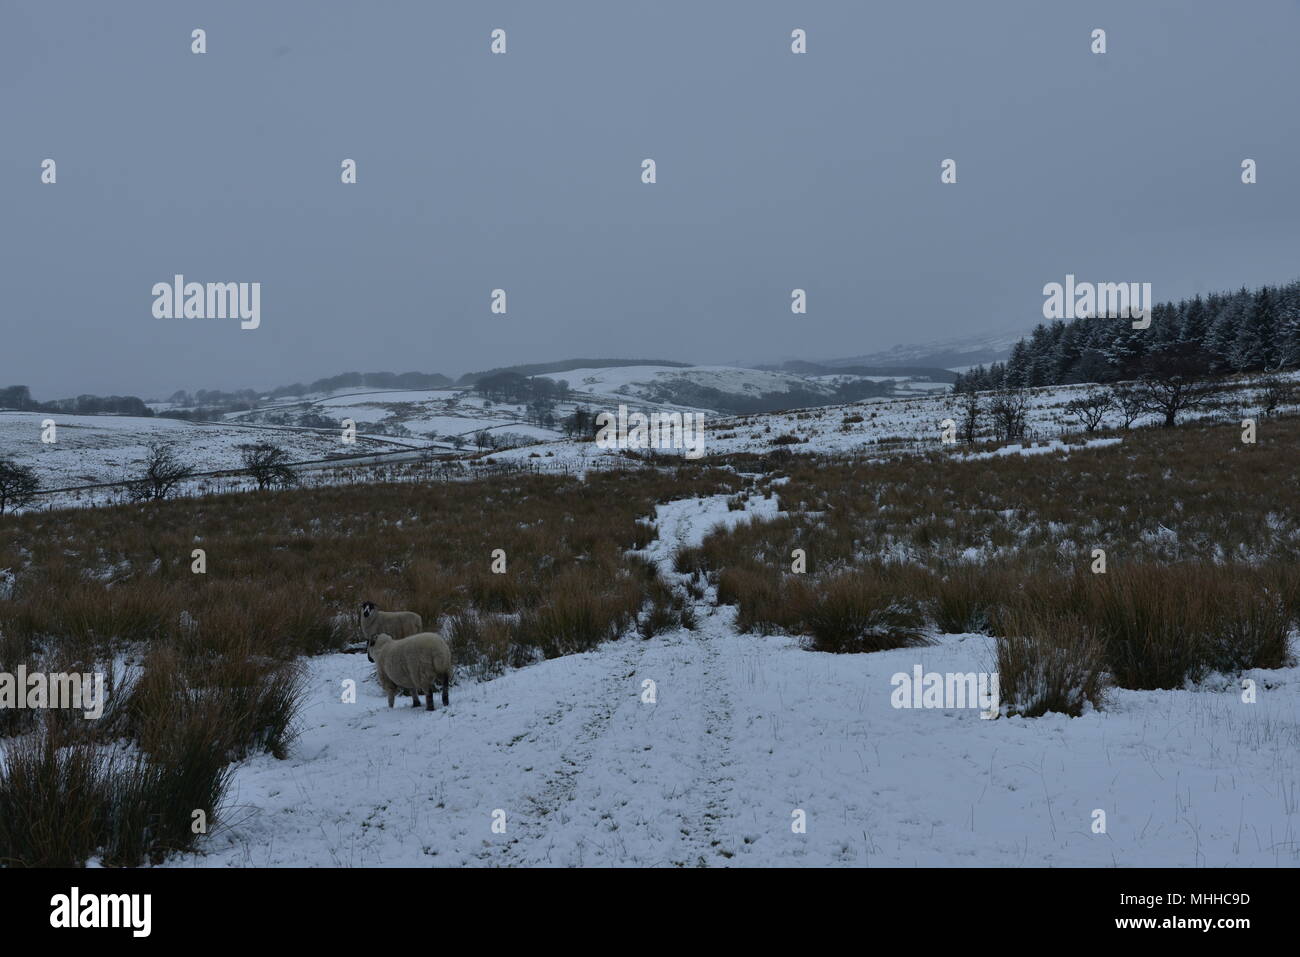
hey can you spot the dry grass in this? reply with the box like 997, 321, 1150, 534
803, 570, 930, 653
0, 463, 740, 866
0, 467, 738, 661
995, 611, 1108, 717
696, 417, 1299, 688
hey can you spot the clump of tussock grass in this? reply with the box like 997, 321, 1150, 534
638, 598, 680, 639
803, 571, 930, 654
715, 564, 809, 635
450, 611, 515, 681
925, 564, 1001, 634
0, 635, 307, 867
122, 641, 307, 760
1085, 565, 1291, 689
673, 546, 709, 577
995, 611, 1108, 717
0, 728, 116, 868
513, 569, 643, 659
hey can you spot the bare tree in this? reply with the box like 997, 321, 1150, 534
129, 442, 195, 502
1135, 346, 1217, 429
1138, 376, 1210, 428
1137, 370, 1213, 428
474, 430, 496, 451
239, 443, 298, 490
1063, 390, 1112, 432
988, 387, 1029, 442
0, 458, 39, 514
958, 388, 981, 446
1257, 376, 1294, 417
1108, 383, 1146, 430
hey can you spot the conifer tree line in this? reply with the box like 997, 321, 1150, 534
953, 279, 1300, 393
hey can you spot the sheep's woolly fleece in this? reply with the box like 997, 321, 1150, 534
167, 494, 1300, 868
371, 633, 452, 707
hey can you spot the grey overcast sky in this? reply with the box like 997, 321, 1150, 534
3, 1, 1299, 399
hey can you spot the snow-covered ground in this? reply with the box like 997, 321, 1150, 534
536, 363, 834, 400
484, 371, 1300, 468
173, 494, 1299, 868
8, 371, 1298, 512
0, 411, 418, 491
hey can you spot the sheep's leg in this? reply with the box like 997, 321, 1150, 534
386, 690, 396, 708
441, 676, 449, 707
410, 690, 421, 707
426, 682, 436, 711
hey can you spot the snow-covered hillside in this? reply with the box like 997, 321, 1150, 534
228, 388, 565, 445
7, 371, 1297, 511
0, 411, 418, 491
823, 325, 1033, 370
483, 371, 1300, 467
539, 364, 833, 399
540, 363, 951, 405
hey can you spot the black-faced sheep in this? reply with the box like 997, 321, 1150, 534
359, 602, 423, 642
359, 601, 424, 691
367, 632, 452, 711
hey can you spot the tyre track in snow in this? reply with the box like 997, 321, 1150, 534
479, 493, 771, 866
628, 495, 779, 864
477, 636, 650, 865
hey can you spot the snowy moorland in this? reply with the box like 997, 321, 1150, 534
2, 369, 1297, 870
177, 495, 1299, 867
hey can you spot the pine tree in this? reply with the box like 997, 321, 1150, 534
1231, 287, 1279, 371
1179, 294, 1208, 346
1277, 287, 1300, 368
1005, 341, 1030, 388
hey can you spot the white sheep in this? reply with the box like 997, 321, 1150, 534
359, 601, 423, 690
367, 632, 452, 711
359, 601, 423, 642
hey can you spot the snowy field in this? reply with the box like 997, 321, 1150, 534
0, 411, 421, 490
172, 495, 1299, 868
6, 371, 1299, 513
483, 371, 1300, 467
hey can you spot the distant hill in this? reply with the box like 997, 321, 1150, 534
818, 326, 1033, 371
266, 371, 453, 398
759, 360, 958, 383
456, 358, 691, 386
